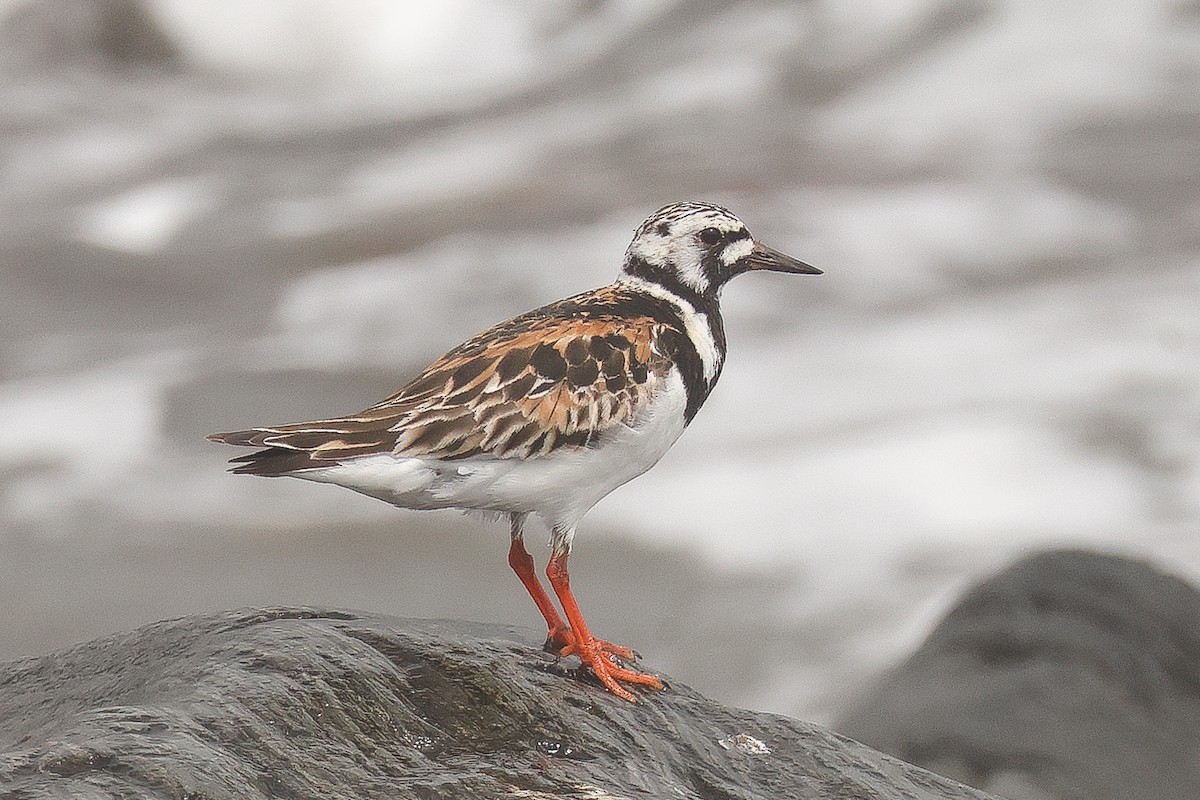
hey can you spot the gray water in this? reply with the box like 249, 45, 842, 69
1, 0, 1198, 723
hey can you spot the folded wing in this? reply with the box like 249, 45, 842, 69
208, 312, 668, 476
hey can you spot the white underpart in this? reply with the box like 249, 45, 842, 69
296, 370, 691, 549
617, 274, 724, 384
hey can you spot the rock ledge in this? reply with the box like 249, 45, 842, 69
0, 608, 996, 799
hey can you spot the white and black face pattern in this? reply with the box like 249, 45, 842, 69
623, 202, 755, 298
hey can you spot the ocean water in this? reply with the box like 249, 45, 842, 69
1, 0, 1198, 722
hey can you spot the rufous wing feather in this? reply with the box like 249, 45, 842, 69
208, 299, 670, 474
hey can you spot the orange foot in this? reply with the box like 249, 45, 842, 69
545, 624, 664, 702
539, 549, 665, 702
545, 625, 637, 660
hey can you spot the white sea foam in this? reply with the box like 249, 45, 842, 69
150, 0, 544, 105
819, 0, 1166, 157
76, 179, 218, 253
0, 354, 183, 527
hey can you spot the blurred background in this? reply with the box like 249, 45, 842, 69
0, 0, 1198, 727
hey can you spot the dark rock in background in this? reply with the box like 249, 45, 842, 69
0, 608, 996, 800
838, 549, 1200, 800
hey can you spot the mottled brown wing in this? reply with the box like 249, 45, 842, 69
375, 315, 666, 459
209, 310, 670, 472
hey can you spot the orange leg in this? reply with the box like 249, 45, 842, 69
507, 515, 638, 660
507, 514, 570, 645
545, 547, 663, 702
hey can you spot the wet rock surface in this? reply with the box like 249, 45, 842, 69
839, 549, 1200, 800
0, 608, 996, 800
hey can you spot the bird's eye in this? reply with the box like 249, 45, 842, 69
699, 227, 723, 246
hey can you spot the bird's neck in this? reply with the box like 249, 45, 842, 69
616, 260, 727, 421
618, 255, 718, 312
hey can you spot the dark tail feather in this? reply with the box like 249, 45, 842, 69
208, 424, 395, 476
208, 429, 272, 448
209, 430, 321, 476
226, 447, 320, 477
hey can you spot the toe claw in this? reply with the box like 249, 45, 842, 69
543, 625, 662, 700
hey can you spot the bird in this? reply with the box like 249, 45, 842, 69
208, 201, 821, 701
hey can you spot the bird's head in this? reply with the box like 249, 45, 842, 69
619, 201, 820, 301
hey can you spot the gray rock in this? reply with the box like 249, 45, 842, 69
838, 549, 1200, 800
0, 608, 996, 799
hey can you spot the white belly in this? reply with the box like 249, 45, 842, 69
298, 370, 690, 532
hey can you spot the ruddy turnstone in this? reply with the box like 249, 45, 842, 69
209, 201, 820, 701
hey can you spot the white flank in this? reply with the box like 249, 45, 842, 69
291, 370, 691, 545
301, 454, 438, 503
